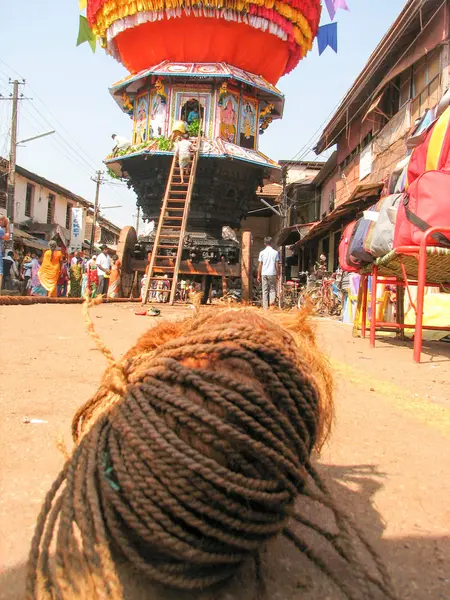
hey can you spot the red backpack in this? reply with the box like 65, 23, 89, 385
339, 221, 360, 272
394, 170, 450, 248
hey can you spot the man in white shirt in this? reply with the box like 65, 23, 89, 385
174, 135, 193, 183
71, 251, 79, 267
257, 236, 280, 310
112, 134, 131, 156
96, 245, 112, 295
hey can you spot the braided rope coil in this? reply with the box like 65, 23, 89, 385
26, 306, 396, 600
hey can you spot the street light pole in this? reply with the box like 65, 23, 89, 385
16, 130, 55, 145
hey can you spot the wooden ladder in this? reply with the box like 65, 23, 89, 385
142, 133, 201, 306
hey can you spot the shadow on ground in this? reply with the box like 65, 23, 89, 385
2, 463, 448, 600
373, 336, 450, 364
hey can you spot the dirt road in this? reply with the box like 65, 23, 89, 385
0, 303, 449, 599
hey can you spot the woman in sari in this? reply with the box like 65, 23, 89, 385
38, 241, 62, 297
23, 254, 47, 296
87, 257, 99, 298
69, 258, 83, 298
107, 255, 121, 298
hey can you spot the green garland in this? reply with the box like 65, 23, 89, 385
187, 120, 200, 137
106, 137, 173, 160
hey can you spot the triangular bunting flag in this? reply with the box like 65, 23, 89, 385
334, 0, 350, 12
324, 0, 350, 20
324, 0, 336, 20
76, 15, 96, 53
317, 23, 338, 55
78, 0, 87, 9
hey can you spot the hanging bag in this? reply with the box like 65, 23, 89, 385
394, 170, 450, 248
369, 194, 402, 257
348, 207, 378, 263
338, 221, 360, 272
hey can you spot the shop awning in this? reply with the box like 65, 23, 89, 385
276, 223, 318, 247
13, 228, 48, 250
295, 182, 383, 247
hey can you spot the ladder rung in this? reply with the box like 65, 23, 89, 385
169, 190, 188, 194
161, 226, 182, 229
158, 244, 180, 248
154, 265, 175, 270
163, 216, 183, 220
164, 207, 184, 211
149, 276, 173, 280
171, 183, 188, 187
154, 255, 175, 259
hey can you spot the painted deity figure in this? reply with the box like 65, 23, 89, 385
240, 101, 257, 149
150, 93, 167, 138
220, 96, 237, 143
135, 97, 149, 144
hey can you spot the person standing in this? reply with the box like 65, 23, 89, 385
96, 245, 111, 295
23, 253, 47, 296
38, 241, 62, 297
69, 257, 83, 298
2, 251, 18, 290
57, 257, 69, 297
107, 255, 121, 298
70, 251, 80, 267
257, 236, 280, 310
22, 253, 32, 294
87, 256, 99, 298
0, 216, 10, 290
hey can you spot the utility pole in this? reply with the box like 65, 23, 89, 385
90, 170, 103, 252
280, 165, 288, 285
6, 80, 24, 236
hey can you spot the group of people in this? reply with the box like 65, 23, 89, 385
1, 239, 121, 299
63, 245, 121, 299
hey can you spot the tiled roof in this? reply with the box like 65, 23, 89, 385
256, 183, 282, 198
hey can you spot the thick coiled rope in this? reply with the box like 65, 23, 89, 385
26, 306, 396, 600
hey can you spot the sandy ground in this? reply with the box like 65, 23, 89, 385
0, 303, 449, 599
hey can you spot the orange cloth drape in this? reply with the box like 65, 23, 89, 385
114, 18, 291, 83
38, 250, 62, 297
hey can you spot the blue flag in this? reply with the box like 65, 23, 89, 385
317, 23, 338, 55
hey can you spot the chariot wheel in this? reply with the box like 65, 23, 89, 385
117, 226, 138, 298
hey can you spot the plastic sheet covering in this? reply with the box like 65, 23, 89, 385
404, 288, 450, 341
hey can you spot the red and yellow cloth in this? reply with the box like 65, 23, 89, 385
86, 0, 321, 82
408, 106, 450, 186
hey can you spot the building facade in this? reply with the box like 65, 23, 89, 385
0, 158, 120, 253
292, 0, 450, 273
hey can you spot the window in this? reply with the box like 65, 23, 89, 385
47, 193, 55, 224
180, 98, 203, 124
411, 49, 442, 122
399, 70, 412, 108
25, 183, 34, 218
329, 189, 336, 212
66, 204, 72, 230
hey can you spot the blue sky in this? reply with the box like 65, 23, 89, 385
0, 0, 406, 226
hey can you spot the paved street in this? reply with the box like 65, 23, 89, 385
0, 304, 449, 599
